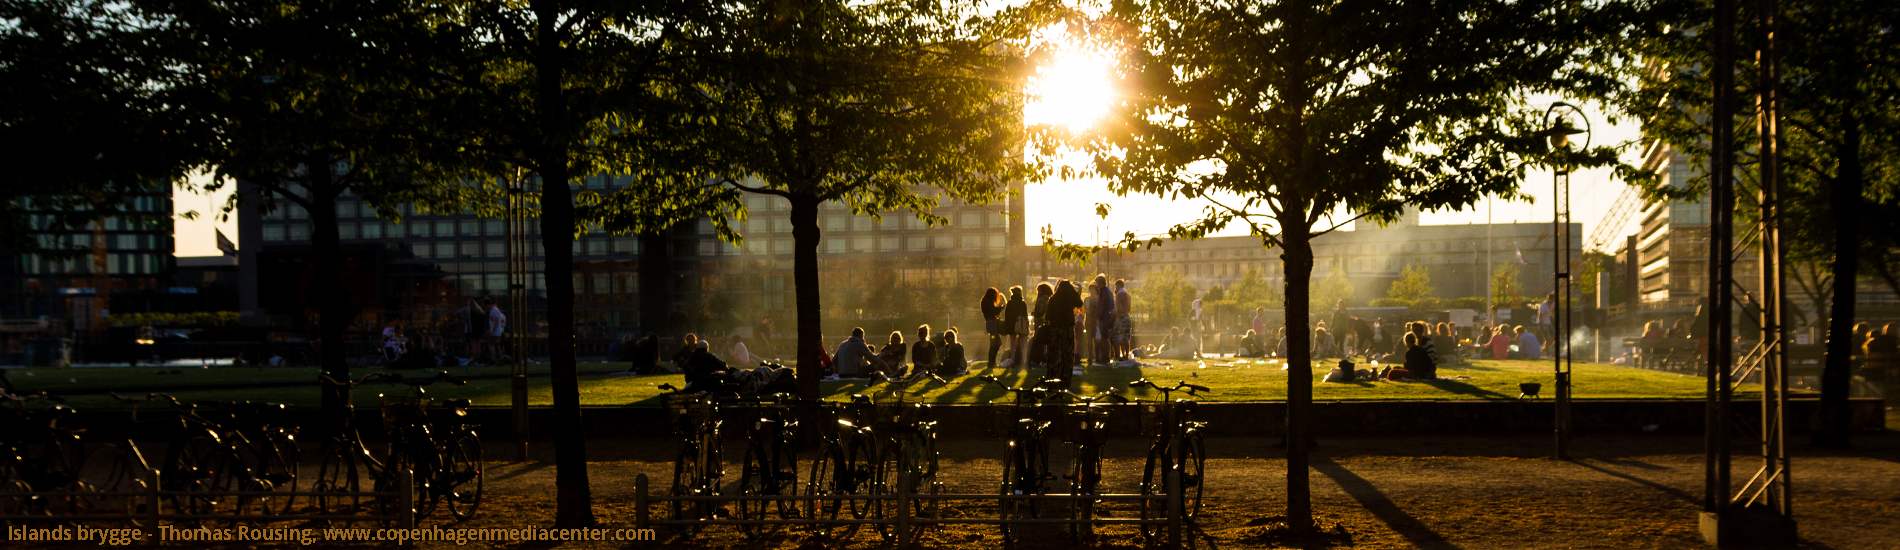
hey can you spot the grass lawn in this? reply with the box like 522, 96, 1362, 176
5, 356, 1755, 410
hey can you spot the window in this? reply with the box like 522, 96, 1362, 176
852, 236, 871, 251
487, 274, 507, 293
435, 220, 453, 237
485, 241, 504, 257
772, 239, 792, 254
826, 238, 845, 253
698, 241, 718, 256
989, 235, 1004, 249
933, 236, 951, 250
880, 236, 900, 251
852, 217, 870, 231
460, 242, 480, 258
773, 219, 791, 233
824, 216, 845, 231
408, 222, 429, 238
587, 240, 607, 256
907, 236, 925, 250
436, 242, 456, 259
363, 222, 384, 239
288, 206, 306, 220
962, 235, 981, 249
339, 223, 359, 240
697, 219, 715, 234
613, 238, 637, 255
289, 224, 309, 241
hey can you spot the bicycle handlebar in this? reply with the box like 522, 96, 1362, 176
1128, 378, 1211, 396
0, 390, 63, 403
1059, 388, 1129, 403
979, 375, 1060, 394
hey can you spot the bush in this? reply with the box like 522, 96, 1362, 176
106, 311, 240, 326
1369, 297, 1411, 307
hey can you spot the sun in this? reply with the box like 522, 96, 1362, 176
1023, 25, 1115, 132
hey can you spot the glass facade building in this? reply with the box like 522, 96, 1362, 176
2, 188, 176, 328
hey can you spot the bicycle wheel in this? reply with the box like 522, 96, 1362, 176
410, 446, 442, 521
998, 444, 1020, 541
1137, 442, 1167, 540
735, 446, 766, 539
669, 443, 701, 532
804, 442, 844, 538
1182, 432, 1206, 519
231, 477, 276, 527
1023, 434, 1047, 520
261, 432, 301, 516
843, 437, 876, 523
0, 477, 32, 525
375, 449, 430, 526
869, 442, 900, 540
313, 444, 361, 526
83, 444, 148, 526
446, 433, 483, 521
912, 431, 938, 519
771, 436, 800, 521
1069, 444, 1101, 540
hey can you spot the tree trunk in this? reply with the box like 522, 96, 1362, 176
1814, 117, 1861, 449
306, 153, 352, 427
1280, 219, 1315, 532
535, 0, 593, 526
639, 229, 672, 336
790, 192, 823, 401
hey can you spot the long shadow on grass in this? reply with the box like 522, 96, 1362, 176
1312, 457, 1459, 549
1416, 379, 1512, 400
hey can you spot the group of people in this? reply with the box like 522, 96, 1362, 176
378, 296, 508, 368
979, 274, 1135, 386
829, 325, 969, 380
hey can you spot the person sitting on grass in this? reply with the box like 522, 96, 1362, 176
1156, 326, 1200, 360
1516, 325, 1543, 360
1274, 326, 1290, 359
876, 331, 908, 378
911, 325, 938, 378
1313, 327, 1337, 359
1236, 329, 1267, 358
937, 330, 968, 376
833, 328, 883, 378
684, 341, 734, 391
1488, 325, 1513, 360
671, 333, 700, 370
1403, 332, 1437, 379
730, 335, 761, 366
627, 332, 662, 374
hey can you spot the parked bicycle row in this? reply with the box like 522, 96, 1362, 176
658, 373, 1212, 542
0, 371, 483, 527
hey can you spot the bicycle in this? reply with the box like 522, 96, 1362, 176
1128, 378, 1210, 539
867, 372, 948, 540
657, 382, 728, 532
373, 373, 482, 522
805, 393, 879, 538
312, 372, 482, 525
1056, 387, 1128, 540
0, 391, 88, 520
982, 375, 1062, 541
732, 392, 802, 539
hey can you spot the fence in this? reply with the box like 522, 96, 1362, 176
0, 469, 415, 534
633, 470, 1186, 548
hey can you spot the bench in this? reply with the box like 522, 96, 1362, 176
1629, 338, 1700, 372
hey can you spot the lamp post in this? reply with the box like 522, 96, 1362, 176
1537, 102, 1589, 461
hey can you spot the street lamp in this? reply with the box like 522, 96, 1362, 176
1537, 102, 1590, 461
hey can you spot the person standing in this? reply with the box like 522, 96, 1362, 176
1536, 291, 1556, 344
1330, 300, 1353, 357
1189, 298, 1206, 355
1092, 275, 1116, 365
1047, 280, 1083, 375
484, 297, 506, 363
461, 298, 487, 364
981, 288, 1005, 367
1004, 286, 1029, 368
1114, 279, 1133, 361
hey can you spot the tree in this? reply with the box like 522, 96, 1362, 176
1491, 263, 1527, 311
1388, 265, 1435, 304
146, 0, 476, 419
1133, 266, 1197, 331
1614, 0, 1900, 447
411, 0, 729, 526
669, 0, 1037, 401
1577, 250, 1616, 305
1061, 0, 1629, 530
1310, 263, 1356, 314
0, 0, 210, 256
1226, 265, 1282, 312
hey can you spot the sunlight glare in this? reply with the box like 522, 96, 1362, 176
1023, 24, 1115, 132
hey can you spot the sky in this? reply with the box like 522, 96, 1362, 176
171, 24, 1652, 258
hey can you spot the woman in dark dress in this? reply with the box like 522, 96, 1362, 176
981, 287, 1005, 367
1044, 281, 1083, 384
1003, 286, 1029, 367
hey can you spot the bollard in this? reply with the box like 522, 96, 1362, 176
399, 468, 416, 530
1166, 466, 1181, 549
146, 469, 162, 545
895, 470, 911, 548
635, 474, 649, 529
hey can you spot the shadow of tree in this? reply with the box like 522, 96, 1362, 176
1312, 457, 1461, 549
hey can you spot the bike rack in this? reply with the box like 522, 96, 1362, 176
633, 469, 1187, 548
0, 468, 417, 536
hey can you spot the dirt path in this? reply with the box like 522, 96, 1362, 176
433, 432, 1900, 549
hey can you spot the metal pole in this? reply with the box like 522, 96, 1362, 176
1757, 0, 1793, 522
1166, 467, 1181, 549
1555, 164, 1572, 461
146, 469, 162, 540
1706, 0, 1736, 518
896, 470, 911, 548
635, 474, 649, 529
509, 171, 530, 463
400, 467, 416, 530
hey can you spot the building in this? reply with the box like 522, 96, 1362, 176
237, 176, 1026, 342
1, 186, 176, 330
1109, 208, 1581, 305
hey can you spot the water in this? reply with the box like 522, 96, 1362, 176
66, 358, 237, 368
